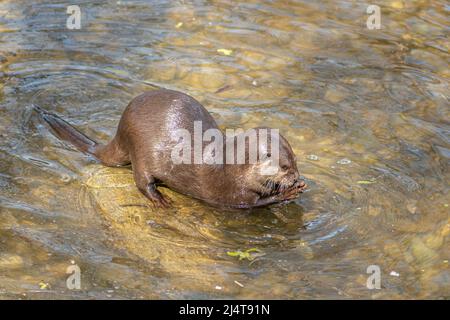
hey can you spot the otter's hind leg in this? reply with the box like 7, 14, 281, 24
132, 159, 171, 208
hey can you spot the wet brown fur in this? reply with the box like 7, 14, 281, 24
35, 89, 306, 208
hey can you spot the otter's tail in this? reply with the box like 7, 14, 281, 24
33, 104, 98, 155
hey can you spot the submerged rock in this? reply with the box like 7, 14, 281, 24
80, 166, 238, 295
0, 254, 24, 269
410, 238, 438, 267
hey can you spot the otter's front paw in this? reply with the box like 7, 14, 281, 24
150, 192, 172, 209
279, 181, 307, 201
142, 184, 172, 209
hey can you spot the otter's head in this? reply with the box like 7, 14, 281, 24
239, 128, 307, 202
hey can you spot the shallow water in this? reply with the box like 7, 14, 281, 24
0, 0, 448, 299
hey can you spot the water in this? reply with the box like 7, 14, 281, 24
0, 0, 448, 299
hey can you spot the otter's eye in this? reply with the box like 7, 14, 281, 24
281, 165, 289, 171
266, 153, 271, 158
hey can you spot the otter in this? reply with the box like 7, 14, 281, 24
34, 89, 306, 208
